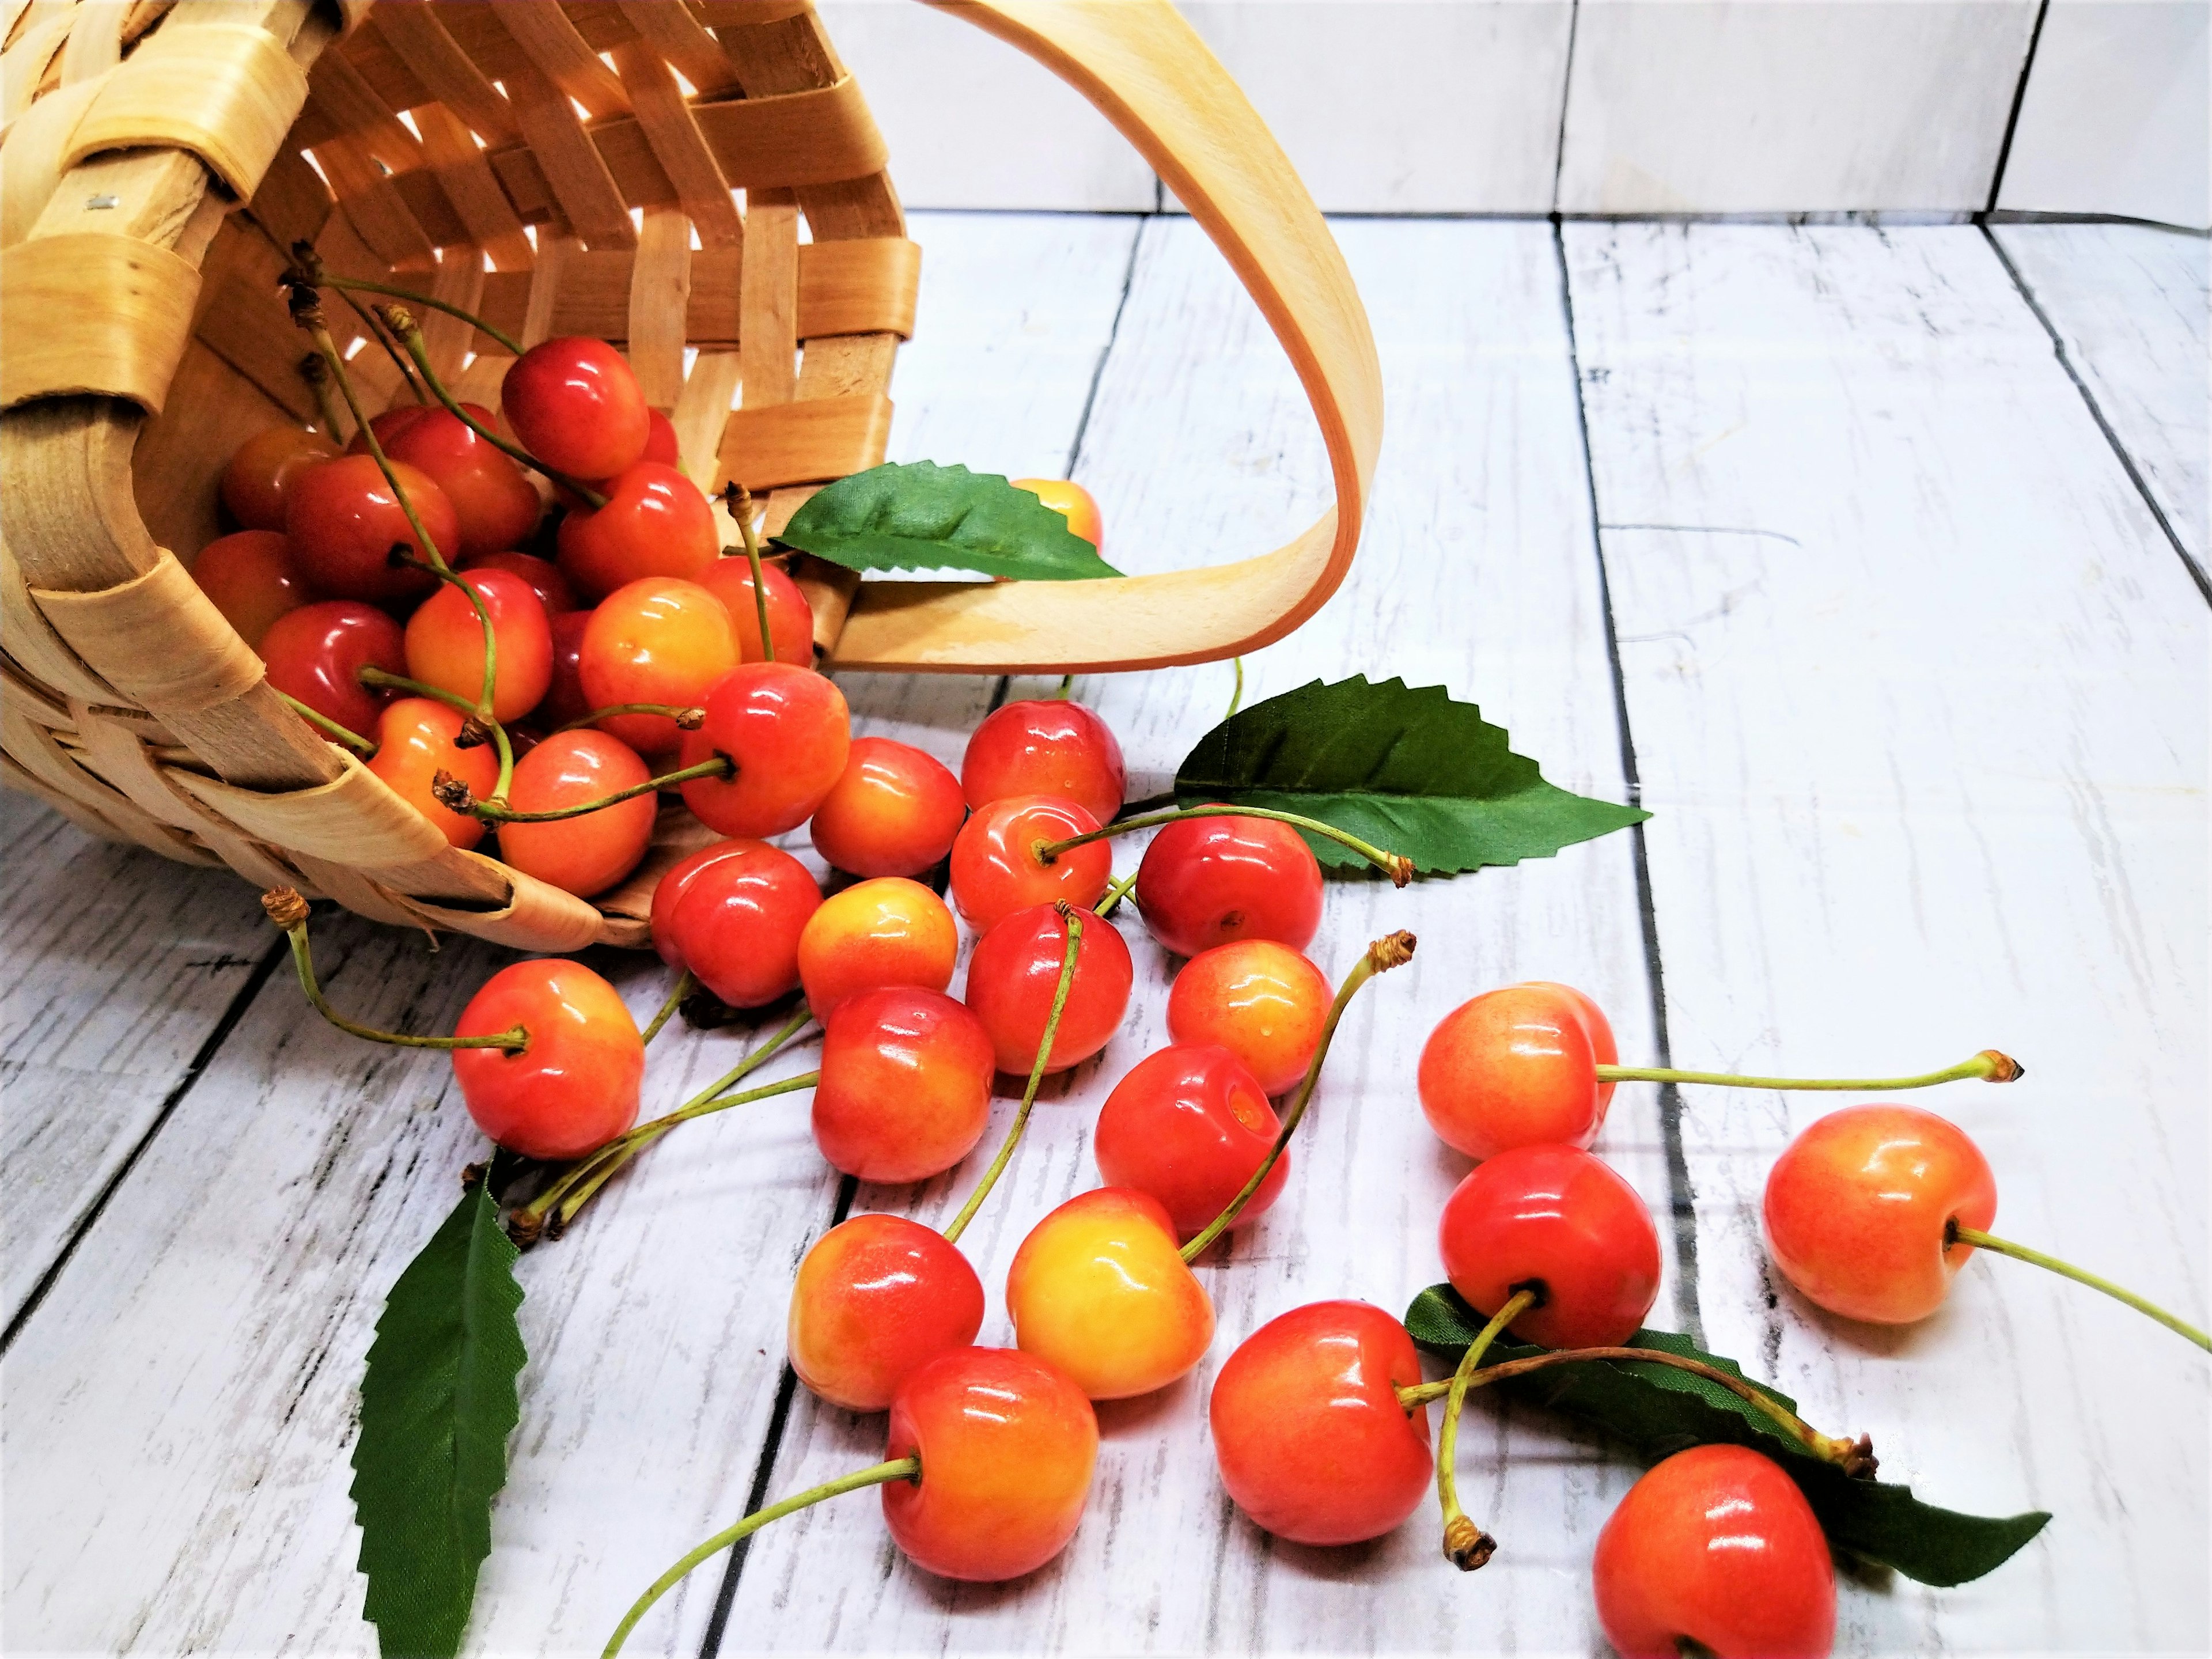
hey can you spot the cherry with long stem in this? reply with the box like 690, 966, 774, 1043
1036, 805, 1414, 887
1433, 1287, 1535, 1570
1224, 657, 1245, 719
639, 972, 696, 1048
1180, 930, 1418, 1260
1094, 870, 1139, 920
432, 754, 730, 823
1948, 1219, 2210, 1351
276, 691, 376, 756
297, 352, 349, 444
357, 666, 517, 797
261, 889, 524, 1053
555, 702, 703, 736
721, 483, 779, 657
1600, 1051, 2022, 1092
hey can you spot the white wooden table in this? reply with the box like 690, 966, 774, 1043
3, 213, 2205, 1657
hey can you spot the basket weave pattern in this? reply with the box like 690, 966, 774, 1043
1, 0, 918, 952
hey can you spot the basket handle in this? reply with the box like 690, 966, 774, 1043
823, 0, 1382, 675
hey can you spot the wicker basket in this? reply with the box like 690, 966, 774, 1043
0, 0, 1381, 953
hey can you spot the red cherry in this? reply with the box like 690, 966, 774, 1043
366, 698, 495, 849
344, 404, 433, 456
647, 838, 758, 969
960, 698, 1126, 826
1093, 1043, 1286, 1239
1166, 940, 1332, 1096
502, 336, 649, 480
882, 1346, 1099, 1581
641, 407, 680, 468
1593, 1444, 1836, 1659
402, 568, 553, 722
452, 959, 643, 1160
1134, 810, 1323, 959
557, 461, 719, 602
963, 902, 1132, 1075
677, 662, 851, 838
578, 577, 739, 755
946, 794, 1111, 929
496, 729, 657, 898
809, 737, 967, 878
192, 529, 307, 650
813, 987, 995, 1182
789, 1214, 986, 1411
285, 453, 455, 603
386, 403, 541, 558
1419, 982, 1613, 1162
1006, 1188, 1214, 1399
538, 609, 593, 730
1209, 1301, 1433, 1546
795, 876, 959, 1017
221, 426, 338, 532
1438, 1143, 1661, 1350
1763, 1104, 1998, 1325
260, 599, 405, 737
666, 839, 821, 1008
459, 550, 577, 618
698, 555, 816, 665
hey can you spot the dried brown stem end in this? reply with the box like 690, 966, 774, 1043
454, 717, 494, 751
1979, 1050, 2024, 1082
260, 887, 310, 930
1442, 1515, 1495, 1571
1371, 930, 1418, 971
431, 769, 478, 813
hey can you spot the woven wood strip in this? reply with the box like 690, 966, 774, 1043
717, 391, 890, 494
408, 99, 535, 271
361, 1, 520, 148
66, 19, 309, 202
1, 657, 75, 730
613, 0, 741, 101
1, 749, 143, 845
626, 203, 690, 410
497, 19, 640, 250
31, 552, 264, 717
610, 35, 740, 247
2, 73, 108, 248
171, 750, 449, 866
799, 237, 919, 339
69, 702, 228, 835
288, 853, 444, 930
1, 696, 204, 860
1, 9, 72, 123
497, 1, 628, 120
740, 190, 798, 408
671, 349, 741, 484
56, 1, 128, 85
0, 232, 199, 411
3, 548, 122, 704
419, 252, 484, 382
408, 853, 607, 952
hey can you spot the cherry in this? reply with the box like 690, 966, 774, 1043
495, 729, 657, 898
1592, 1444, 1836, 1659
284, 453, 454, 603
1209, 1301, 1433, 1546
639, 407, 680, 469
809, 736, 968, 878
1008, 476, 1103, 549
191, 529, 306, 650
677, 662, 851, 839
538, 609, 593, 730
795, 876, 958, 1017
460, 550, 577, 618
789, 1214, 985, 1411
1006, 1187, 1214, 1400
882, 1346, 1100, 1580
501, 336, 649, 481
698, 554, 815, 665
366, 698, 496, 849
402, 567, 553, 722
963, 901, 1132, 1074
666, 839, 821, 1008
259, 599, 405, 737
557, 461, 719, 601
452, 958, 643, 1160
1166, 940, 1332, 1096
385, 402, 540, 558
960, 698, 1126, 827
1419, 982, 1613, 1162
647, 838, 758, 969
221, 426, 337, 531
344, 404, 432, 456
1093, 1043, 1286, 1240
1134, 809, 1323, 959
1438, 1143, 1661, 1350
578, 577, 739, 755
813, 987, 994, 1182
947, 794, 1111, 929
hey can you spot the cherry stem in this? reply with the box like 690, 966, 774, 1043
604, 1456, 921, 1658
1434, 1287, 1534, 1571
1225, 656, 1245, 719
1180, 930, 1418, 1261
1395, 1348, 1876, 1478
723, 483, 778, 658
1094, 869, 1139, 919
276, 691, 376, 756
355, 666, 517, 796
554, 702, 704, 734
1036, 805, 1414, 888
1949, 1221, 2210, 1351
338, 285, 429, 405
325, 272, 527, 357
446, 755, 729, 823
297, 351, 349, 444
1595, 1050, 2022, 1092
640, 972, 695, 1048
259, 889, 526, 1054
941, 903, 1084, 1247
1054, 673, 1075, 699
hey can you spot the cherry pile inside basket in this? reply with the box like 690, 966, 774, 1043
213, 272, 2204, 1659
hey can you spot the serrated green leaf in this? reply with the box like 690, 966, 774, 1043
1405, 1283, 2048, 1586
351, 1183, 527, 1658
773, 461, 1122, 581
1173, 676, 1646, 876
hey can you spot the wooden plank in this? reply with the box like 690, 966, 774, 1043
1563, 221, 2209, 1652
720, 219, 1669, 1653
1992, 221, 2209, 570
0, 213, 1142, 1657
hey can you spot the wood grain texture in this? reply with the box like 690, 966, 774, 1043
1564, 220, 2209, 1654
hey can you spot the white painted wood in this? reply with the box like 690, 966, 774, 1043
1998, 0, 2211, 230
816, 0, 1159, 211
1564, 220, 2209, 1653
0, 212, 1141, 1659
1558, 0, 2038, 213
1994, 219, 2210, 567
723, 217, 1675, 1654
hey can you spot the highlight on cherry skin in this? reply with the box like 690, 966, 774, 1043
258, 599, 406, 737
284, 453, 452, 603
963, 900, 1134, 1075
1093, 1042, 1287, 1240
948, 793, 1112, 929
1134, 808, 1324, 960
809, 736, 969, 878
812, 987, 995, 1184
647, 838, 757, 971
453, 959, 644, 1162
500, 334, 650, 482
960, 696, 1127, 828
220, 424, 336, 532
788, 1213, 986, 1412
385, 402, 541, 560
557, 460, 721, 601
796, 876, 959, 1018
1166, 939, 1332, 1096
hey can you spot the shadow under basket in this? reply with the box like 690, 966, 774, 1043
0, 0, 1381, 953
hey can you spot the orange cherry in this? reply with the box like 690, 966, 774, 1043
813, 987, 995, 1183
495, 729, 657, 898
698, 555, 816, 665
452, 959, 642, 1160
789, 1214, 986, 1411
1418, 982, 1608, 1161
403, 568, 554, 722
1006, 1187, 1214, 1400
809, 736, 968, 878
1008, 476, 1103, 550
578, 577, 739, 755
221, 426, 338, 532
796, 876, 959, 1017
677, 662, 851, 839
947, 794, 1111, 929
191, 529, 306, 650
366, 698, 496, 849
1166, 940, 1332, 1096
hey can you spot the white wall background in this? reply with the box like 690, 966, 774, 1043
816, 0, 2209, 229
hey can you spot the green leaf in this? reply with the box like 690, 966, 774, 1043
1173, 676, 1647, 876
351, 1182, 527, 1658
1405, 1284, 2049, 1586
773, 461, 1122, 581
